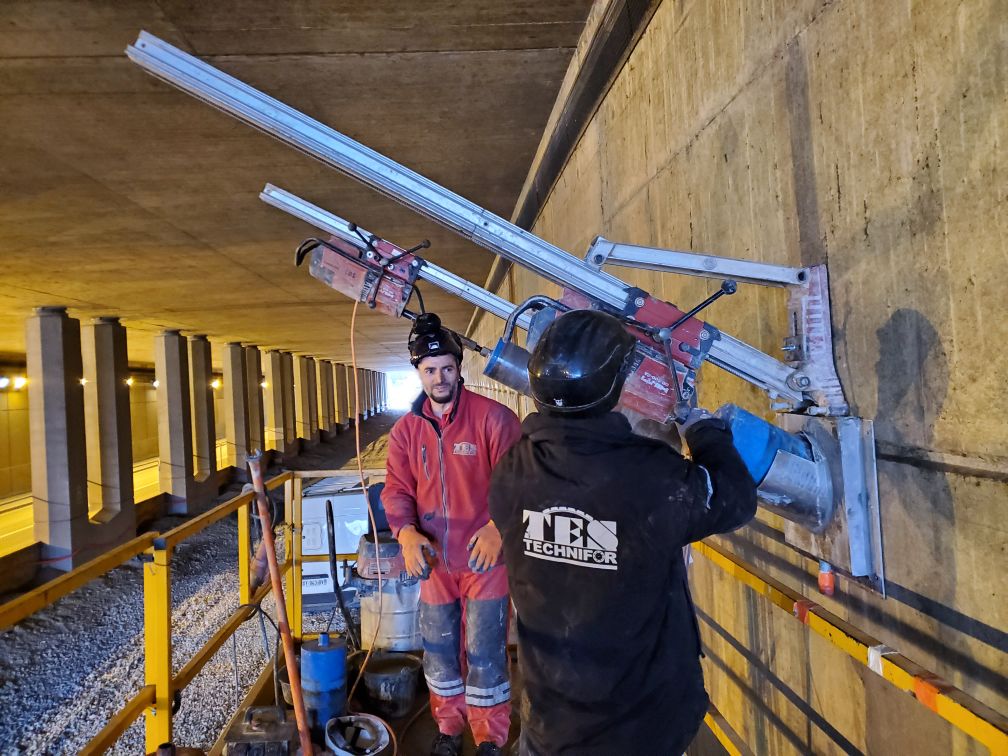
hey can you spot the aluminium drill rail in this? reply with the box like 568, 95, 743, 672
126, 31, 807, 409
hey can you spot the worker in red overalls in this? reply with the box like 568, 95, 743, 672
383, 313, 521, 756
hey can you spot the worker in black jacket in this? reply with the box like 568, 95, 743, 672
488, 309, 757, 756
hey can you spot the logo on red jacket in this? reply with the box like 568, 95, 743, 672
453, 441, 478, 456
522, 506, 618, 570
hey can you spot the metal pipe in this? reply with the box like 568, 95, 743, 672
247, 451, 314, 756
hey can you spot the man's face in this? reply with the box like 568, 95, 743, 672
417, 354, 460, 405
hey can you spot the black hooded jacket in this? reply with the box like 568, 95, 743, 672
488, 411, 757, 756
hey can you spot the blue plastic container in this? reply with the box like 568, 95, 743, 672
301, 632, 347, 735
715, 404, 812, 484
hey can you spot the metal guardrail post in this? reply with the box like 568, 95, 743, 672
238, 495, 251, 605
143, 538, 172, 751
286, 477, 303, 639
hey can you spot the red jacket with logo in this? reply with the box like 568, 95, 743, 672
383, 385, 522, 573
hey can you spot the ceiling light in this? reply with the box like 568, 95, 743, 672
211, 379, 221, 389
152, 379, 160, 389
13, 377, 27, 390
260, 380, 268, 389
126, 377, 134, 386
0, 377, 9, 389
79, 378, 88, 386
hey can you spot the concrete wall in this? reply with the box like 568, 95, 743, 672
130, 383, 159, 462
466, 1, 1006, 753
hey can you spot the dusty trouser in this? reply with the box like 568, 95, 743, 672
420, 564, 510, 747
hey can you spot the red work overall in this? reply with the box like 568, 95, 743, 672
383, 385, 521, 747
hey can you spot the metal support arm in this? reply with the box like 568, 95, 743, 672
127, 31, 836, 414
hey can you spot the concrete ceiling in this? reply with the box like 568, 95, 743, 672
0, 1, 592, 370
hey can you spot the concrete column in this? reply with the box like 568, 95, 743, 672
334, 364, 350, 428
306, 357, 319, 443
379, 372, 386, 411
370, 371, 379, 414
295, 356, 320, 445
263, 350, 286, 452
81, 316, 134, 537
281, 352, 297, 451
222, 342, 250, 469
244, 346, 265, 455
155, 329, 198, 513
363, 370, 372, 417
189, 335, 216, 482
27, 307, 89, 570
356, 368, 368, 423
318, 360, 336, 440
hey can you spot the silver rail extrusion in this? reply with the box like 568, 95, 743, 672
127, 32, 631, 310
585, 237, 808, 287
127, 31, 807, 409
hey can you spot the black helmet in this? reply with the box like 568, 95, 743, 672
528, 309, 636, 416
408, 313, 463, 367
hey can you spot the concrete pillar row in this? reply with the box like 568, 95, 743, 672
155, 329, 205, 513
244, 346, 265, 455
81, 316, 134, 537
222, 342, 250, 469
27, 307, 89, 571
280, 352, 297, 452
334, 363, 350, 427
189, 335, 216, 482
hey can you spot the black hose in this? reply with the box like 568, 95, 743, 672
327, 499, 362, 650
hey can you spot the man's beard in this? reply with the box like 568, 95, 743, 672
427, 380, 457, 405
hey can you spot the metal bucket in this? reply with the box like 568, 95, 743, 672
361, 651, 422, 719
359, 577, 421, 651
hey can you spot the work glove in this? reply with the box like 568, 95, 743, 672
675, 407, 715, 434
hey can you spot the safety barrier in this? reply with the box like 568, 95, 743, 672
693, 540, 1008, 754
0, 471, 293, 753
6, 463, 1002, 753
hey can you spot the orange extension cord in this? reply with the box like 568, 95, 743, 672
345, 299, 399, 756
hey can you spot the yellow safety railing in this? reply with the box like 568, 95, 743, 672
693, 540, 1008, 755
11, 464, 1002, 754
0, 470, 293, 754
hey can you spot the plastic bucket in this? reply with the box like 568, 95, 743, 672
361, 651, 422, 719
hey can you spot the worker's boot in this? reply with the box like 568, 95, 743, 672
476, 743, 503, 756
431, 732, 463, 756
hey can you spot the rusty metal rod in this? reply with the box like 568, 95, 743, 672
247, 450, 313, 756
